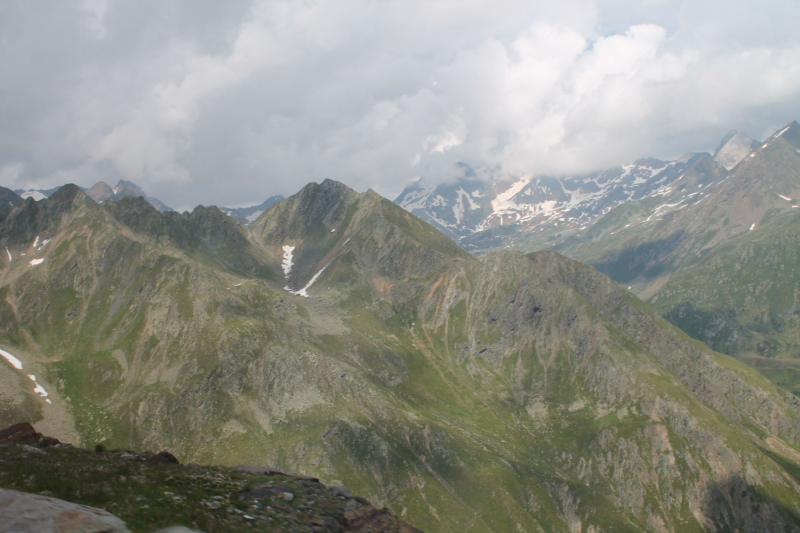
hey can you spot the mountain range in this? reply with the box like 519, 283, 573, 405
13, 181, 286, 227
3, 179, 800, 531
394, 127, 771, 255
15, 180, 173, 213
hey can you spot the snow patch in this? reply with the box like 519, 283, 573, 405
0, 349, 51, 404
29, 258, 44, 267
28, 375, 49, 399
750, 223, 755, 231
775, 125, 792, 138
491, 177, 531, 214
20, 190, 46, 201
245, 210, 263, 223
287, 264, 329, 297
33, 236, 39, 248
40, 239, 51, 248
331, 228, 336, 232
281, 245, 295, 278
0, 349, 23, 370
778, 194, 793, 201
5, 248, 10, 262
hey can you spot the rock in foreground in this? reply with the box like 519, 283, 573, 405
0, 488, 128, 533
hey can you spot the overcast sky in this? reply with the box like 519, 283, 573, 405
1, 0, 799, 210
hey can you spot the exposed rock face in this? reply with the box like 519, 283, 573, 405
2, 180, 800, 531
0, 488, 129, 533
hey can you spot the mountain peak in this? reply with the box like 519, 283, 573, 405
83, 179, 172, 212
85, 181, 115, 202
772, 120, 800, 149
713, 130, 760, 170
713, 130, 739, 156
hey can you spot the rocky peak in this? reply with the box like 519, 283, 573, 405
713, 130, 761, 170
772, 119, 800, 150
249, 179, 469, 299
84, 181, 115, 203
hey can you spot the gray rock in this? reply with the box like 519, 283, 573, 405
0, 488, 128, 533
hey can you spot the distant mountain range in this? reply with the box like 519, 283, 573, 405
10, 180, 285, 226
394, 127, 770, 254
3, 179, 800, 532
14, 180, 173, 213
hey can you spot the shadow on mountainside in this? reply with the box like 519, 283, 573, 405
589, 231, 684, 284
701, 471, 800, 532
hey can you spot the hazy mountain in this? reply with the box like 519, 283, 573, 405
0, 187, 23, 209
394, 151, 732, 255
14, 180, 172, 213
84, 179, 173, 212
713, 130, 762, 170
220, 195, 285, 225
2, 181, 800, 531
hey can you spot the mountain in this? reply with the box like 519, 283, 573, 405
221, 195, 285, 225
0, 186, 23, 209
394, 151, 733, 255
554, 121, 800, 391
84, 179, 173, 212
3, 180, 800, 531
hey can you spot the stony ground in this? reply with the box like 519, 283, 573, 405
0, 423, 421, 533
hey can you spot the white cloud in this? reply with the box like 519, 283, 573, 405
0, 0, 799, 208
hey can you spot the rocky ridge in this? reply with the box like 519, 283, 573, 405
0, 187, 22, 210
0, 422, 422, 533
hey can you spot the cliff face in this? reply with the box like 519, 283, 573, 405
1, 181, 800, 532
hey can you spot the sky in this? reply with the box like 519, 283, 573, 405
1, 0, 799, 211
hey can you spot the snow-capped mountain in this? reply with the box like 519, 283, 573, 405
220, 195, 284, 225
394, 130, 762, 253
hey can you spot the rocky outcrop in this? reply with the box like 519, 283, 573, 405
0, 424, 423, 533
0, 422, 60, 448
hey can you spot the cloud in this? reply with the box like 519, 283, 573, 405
0, 0, 799, 209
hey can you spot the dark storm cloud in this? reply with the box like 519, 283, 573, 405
1, 0, 799, 210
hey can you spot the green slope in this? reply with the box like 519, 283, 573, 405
1, 181, 800, 531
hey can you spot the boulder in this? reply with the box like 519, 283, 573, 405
0, 488, 128, 533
